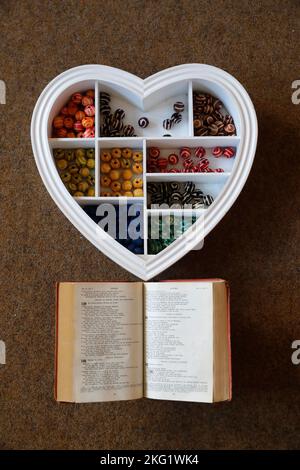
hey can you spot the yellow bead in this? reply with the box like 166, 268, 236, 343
133, 188, 143, 197
101, 162, 111, 174
122, 180, 132, 191
109, 170, 121, 181
122, 169, 133, 180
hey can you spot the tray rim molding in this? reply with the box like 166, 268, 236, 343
31, 64, 258, 280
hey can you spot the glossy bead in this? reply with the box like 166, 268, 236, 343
64, 117, 74, 129
67, 132, 76, 138
86, 158, 95, 169
101, 176, 111, 187
133, 188, 143, 197
123, 191, 133, 197
101, 163, 111, 174
138, 117, 149, 128
122, 180, 132, 191
82, 127, 95, 138
133, 151, 143, 162
78, 181, 89, 193
82, 117, 94, 128
132, 177, 143, 189
149, 147, 160, 159
123, 169, 133, 180
67, 102, 78, 116
111, 148, 122, 159
180, 147, 191, 159
168, 153, 179, 165
101, 151, 112, 162
84, 105, 95, 117
73, 191, 84, 197
72, 92, 83, 104
195, 146, 206, 158
53, 115, 64, 129
223, 147, 235, 158
86, 89, 95, 98
56, 128, 67, 138
212, 147, 223, 157
80, 167, 90, 177
74, 121, 84, 132
111, 158, 121, 169
174, 101, 184, 112
82, 96, 93, 106
75, 110, 86, 121
121, 158, 131, 169
122, 148, 133, 159
132, 163, 143, 174
87, 187, 95, 196
110, 181, 121, 192
110, 170, 121, 181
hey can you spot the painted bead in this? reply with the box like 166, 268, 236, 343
82, 117, 94, 128
67, 132, 76, 138
82, 127, 95, 138
82, 96, 93, 106
63, 117, 74, 129
180, 147, 191, 159
168, 153, 179, 165
101, 163, 111, 174
84, 105, 95, 117
53, 116, 64, 129
111, 158, 121, 169
86, 158, 95, 169
61, 107, 69, 116
122, 148, 133, 159
174, 101, 185, 113
72, 93, 83, 104
110, 181, 121, 192
121, 158, 131, 169
132, 163, 143, 174
212, 147, 223, 157
157, 158, 168, 170
122, 180, 133, 191
163, 118, 172, 130
67, 102, 78, 116
133, 151, 143, 162
101, 151, 112, 162
223, 147, 235, 158
86, 89, 95, 98
101, 176, 111, 187
195, 146, 206, 158
87, 188, 95, 197
123, 124, 135, 136
75, 110, 86, 121
111, 148, 122, 159
123, 169, 133, 180
132, 177, 143, 189
149, 147, 160, 159
109, 170, 121, 181
171, 112, 182, 124
56, 128, 67, 138
138, 117, 149, 128
133, 188, 143, 197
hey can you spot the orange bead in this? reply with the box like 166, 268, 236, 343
82, 117, 94, 128
53, 115, 64, 129
86, 89, 95, 98
110, 170, 121, 181
56, 128, 67, 138
71, 92, 83, 104
61, 106, 69, 116
82, 96, 93, 106
67, 102, 78, 116
67, 132, 76, 138
75, 110, 86, 121
64, 117, 74, 129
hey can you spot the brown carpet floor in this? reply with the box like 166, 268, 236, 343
0, 0, 299, 450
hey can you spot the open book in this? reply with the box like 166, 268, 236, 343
55, 280, 231, 403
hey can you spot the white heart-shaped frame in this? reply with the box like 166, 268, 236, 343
31, 64, 257, 280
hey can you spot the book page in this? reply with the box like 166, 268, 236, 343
73, 282, 143, 402
144, 282, 213, 403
